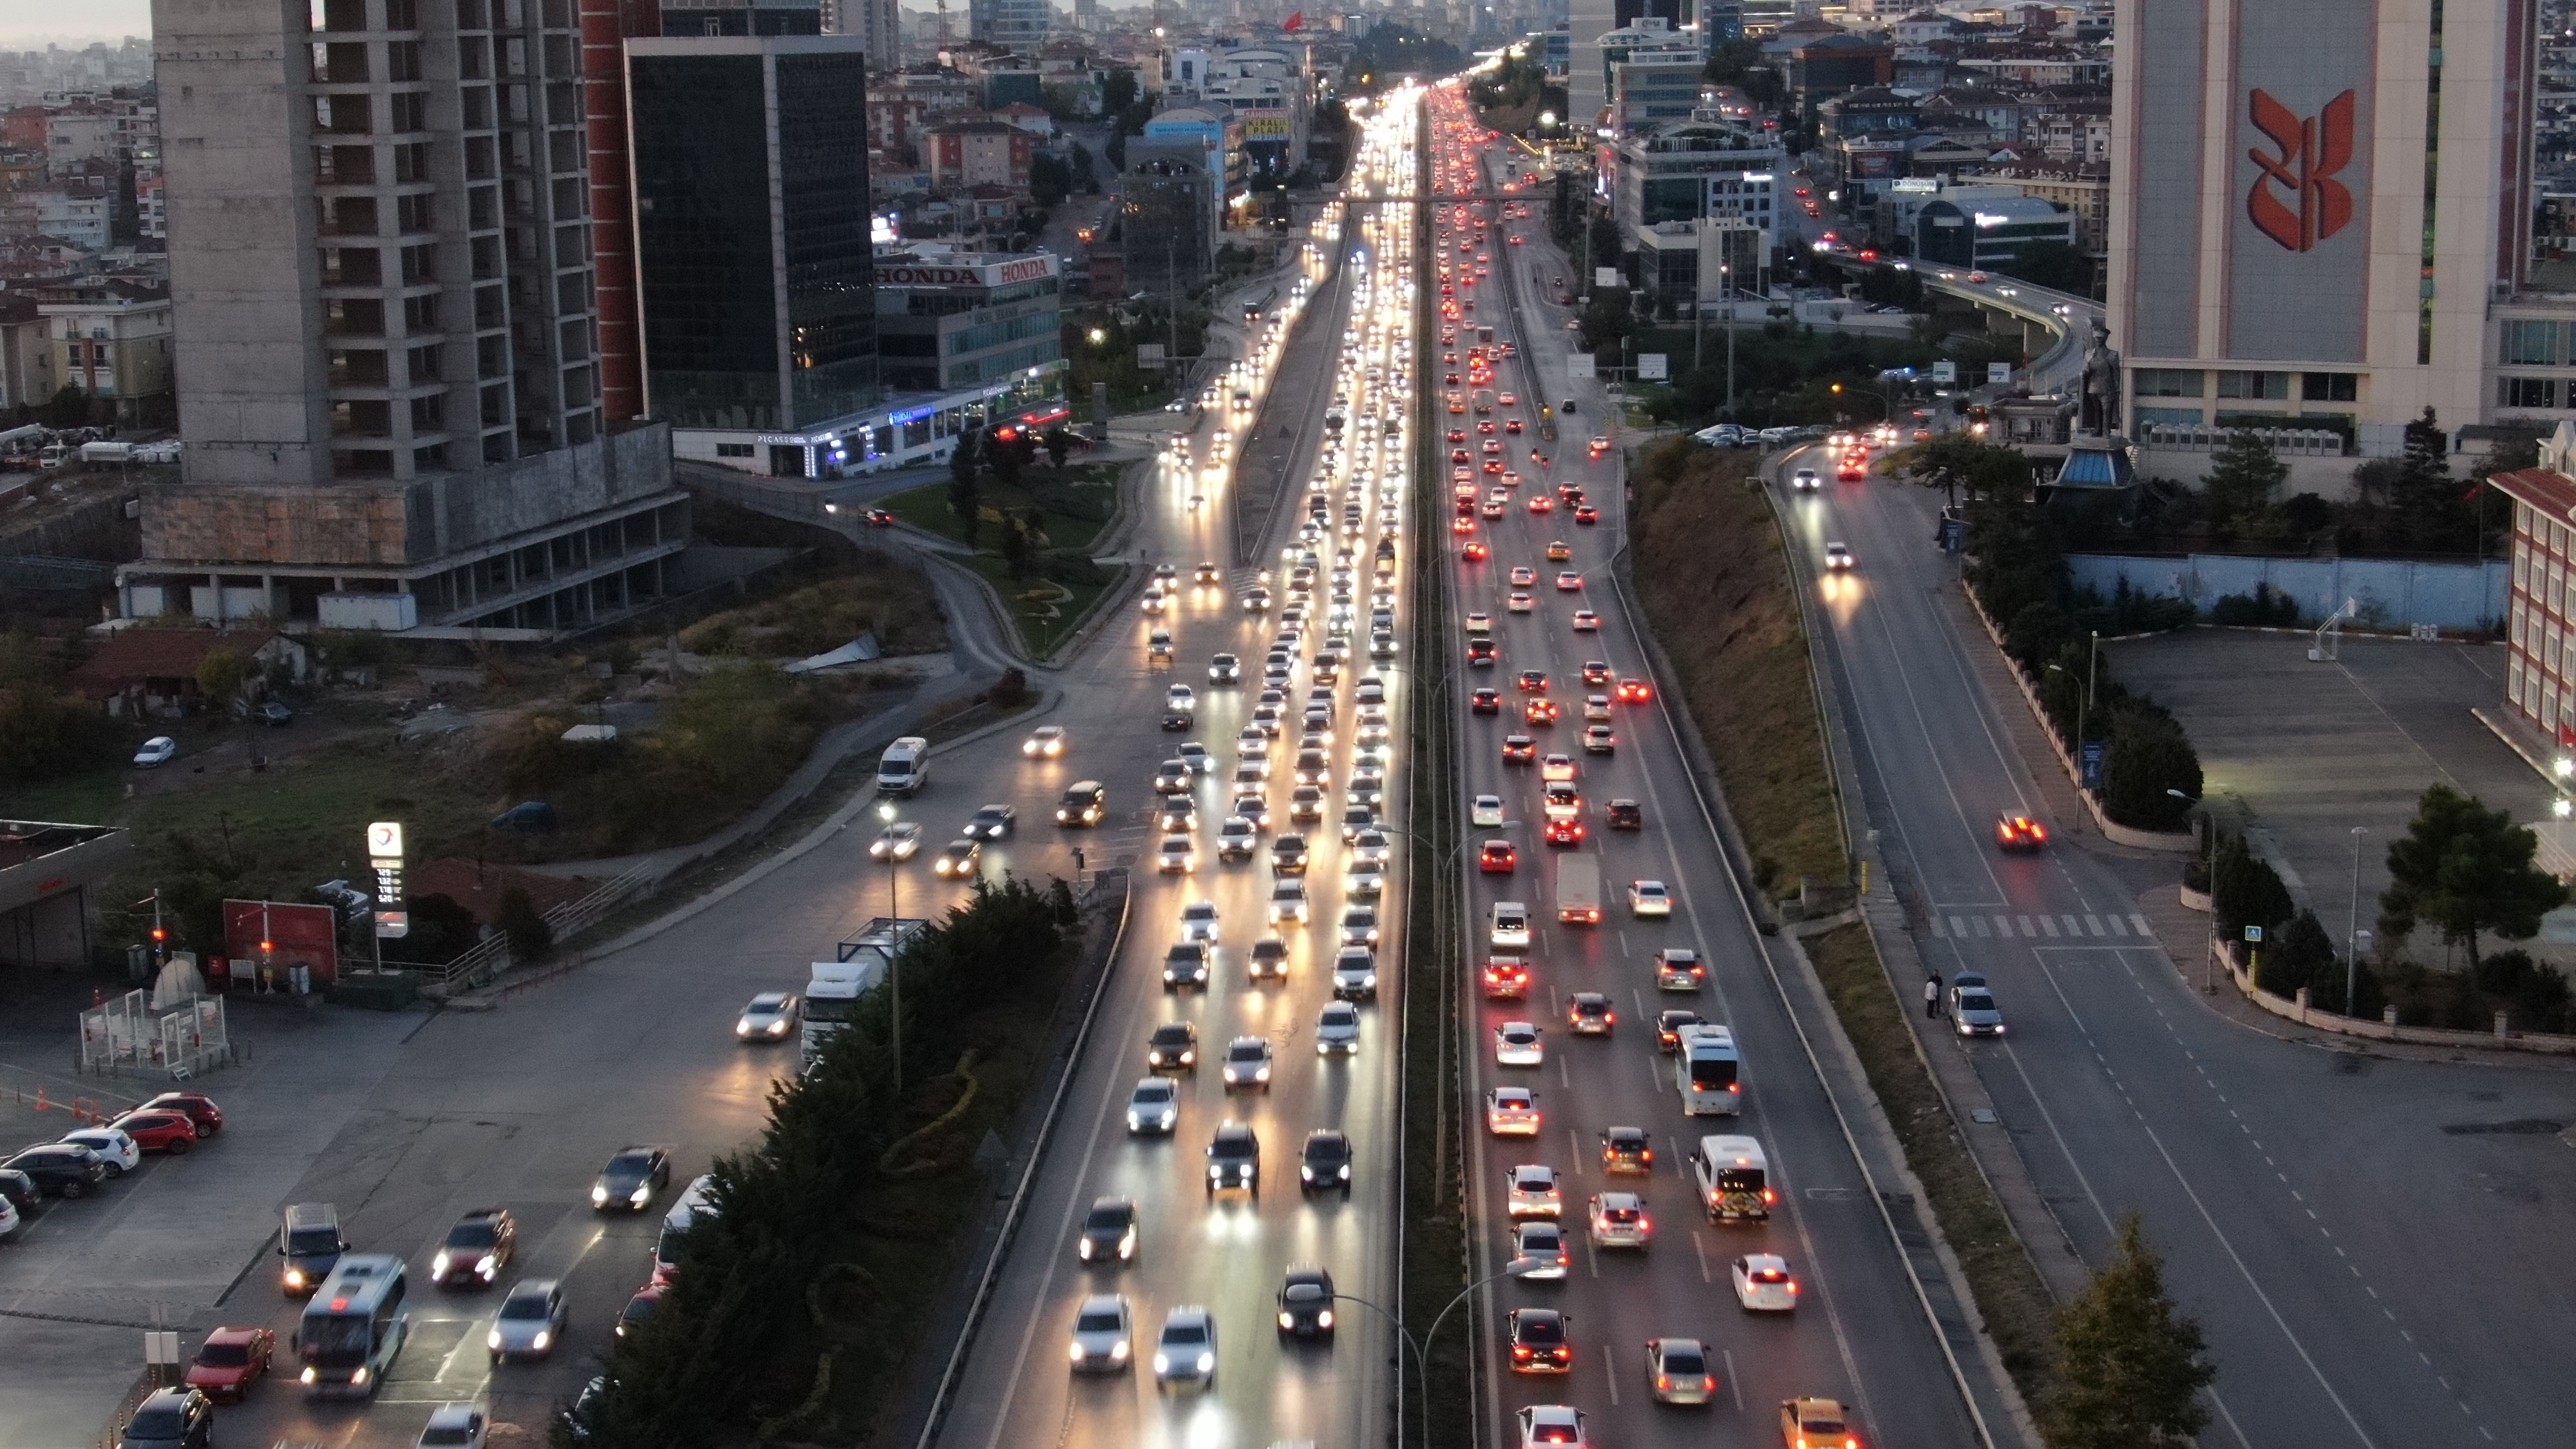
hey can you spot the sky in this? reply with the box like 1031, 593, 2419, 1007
1, 1, 153, 46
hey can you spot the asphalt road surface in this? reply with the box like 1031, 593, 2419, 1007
1774, 440, 2576, 1448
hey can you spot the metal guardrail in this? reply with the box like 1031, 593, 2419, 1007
419, 862, 654, 993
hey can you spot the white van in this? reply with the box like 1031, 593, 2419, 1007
1689, 1136, 1772, 1222
876, 735, 929, 795
654, 1173, 720, 1277
1490, 901, 1531, 949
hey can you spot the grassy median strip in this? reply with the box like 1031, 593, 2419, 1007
1630, 437, 2059, 1403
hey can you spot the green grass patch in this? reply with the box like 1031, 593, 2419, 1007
954, 553, 1118, 661
3, 766, 127, 826
681, 570, 948, 660
880, 464, 1118, 555
1806, 924, 2060, 1397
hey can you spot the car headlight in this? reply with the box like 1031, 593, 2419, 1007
283, 1267, 306, 1288
1281, 1311, 1297, 1329
591, 1185, 610, 1206
734, 1021, 755, 1036
350, 1366, 368, 1385
299, 1367, 317, 1385
1197, 1352, 1215, 1372
1210, 1165, 1225, 1180
768, 1018, 789, 1036
1119, 1231, 1135, 1258
1079, 1240, 1094, 1259
1255, 1065, 1271, 1080
1316, 1309, 1334, 1328
488, 1328, 504, 1350
1110, 1339, 1128, 1360
432, 1251, 451, 1276
477, 1254, 497, 1277
1340, 1164, 1352, 1179
1126, 1112, 1144, 1129
1302, 1164, 1315, 1180
1072, 1339, 1090, 1362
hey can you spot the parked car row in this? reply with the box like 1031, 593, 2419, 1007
0, 1090, 223, 1235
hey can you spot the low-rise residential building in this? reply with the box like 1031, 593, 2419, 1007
0, 292, 57, 410
925, 118, 1035, 193
34, 273, 171, 424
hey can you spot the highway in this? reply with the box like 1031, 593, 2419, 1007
1438, 93, 1993, 1449
1773, 439, 2576, 1448
929, 97, 1423, 1449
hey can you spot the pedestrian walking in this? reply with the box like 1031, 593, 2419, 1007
1924, 973, 1943, 1019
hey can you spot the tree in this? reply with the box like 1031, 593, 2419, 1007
945, 442, 981, 548
2255, 908, 2336, 998
2200, 429, 2287, 531
1578, 286, 1638, 357
999, 515, 1036, 578
495, 886, 554, 962
1069, 141, 1097, 194
2099, 711, 2201, 831
2041, 1214, 2216, 1449
1030, 151, 1072, 206
2379, 783, 2569, 985
195, 647, 248, 714
1101, 66, 1139, 117
41, 384, 91, 430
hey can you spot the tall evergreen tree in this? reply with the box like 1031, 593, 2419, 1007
2041, 1215, 2217, 1449
2200, 429, 2287, 531
2380, 782, 2569, 987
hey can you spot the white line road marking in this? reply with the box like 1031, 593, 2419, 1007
1972, 915, 1992, 938
2016, 914, 2034, 936
2108, 914, 2129, 936
1948, 914, 1966, 937
2130, 913, 2154, 936
2061, 913, 2081, 935
1604, 1344, 1620, 1403
1566, 1127, 1584, 1173
1724, 1349, 1743, 1411
2039, 914, 2060, 937
1694, 1231, 1712, 1282
2084, 913, 2105, 934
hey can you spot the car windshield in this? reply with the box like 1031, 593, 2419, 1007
1661, 1345, 1705, 1374
123, 1408, 185, 1441
194, 1342, 252, 1367
501, 1292, 552, 1319
1960, 992, 1997, 1012
1212, 1137, 1254, 1160
1801, 1413, 1847, 1434
1133, 1082, 1173, 1101
445, 1222, 498, 1248
606, 1152, 654, 1177
1161, 1321, 1208, 1346
1307, 1138, 1348, 1162
1075, 1311, 1122, 1333
281, 1225, 335, 1258
1284, 1283, 1327, 1302
1084, 1206, 1128, 1230
1517, 1317, 1563, 1343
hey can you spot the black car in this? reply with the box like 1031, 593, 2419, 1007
0, 1167, 39, 1214
1471, 688, 1501, 714
432, 1208, 517, 1287
1160, 709, 1192, 731
1606, 799, 1643, 831
561, 1375, 608, 1443
1277, 1265, 1338, 1338
118, 1388, 213, 1449
6, 1144, 106, 1198
1146, 1022, 1198, 1072
1075, 1196, 1137, 1265
1299, 1129, 1353, 1195
1599, 1126, 1654, 1176
1270, 835, 1309, 875
591, 1146, 672, 1213
1206, 1122, 1261, 1195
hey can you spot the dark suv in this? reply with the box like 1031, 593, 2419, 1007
5, 1144, 106, 1198
432, 1208, 517, 1287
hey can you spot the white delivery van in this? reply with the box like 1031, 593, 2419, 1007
1689, 1136, 1772, 1222
876, 735, 929, 795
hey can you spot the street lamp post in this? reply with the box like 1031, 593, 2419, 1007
1331, 1256, 1537, 1449
2346, 825, 2366, 1014
1720, 261, 1736, 418
2175, 788, 2216, 992
878, 800, 904, 1093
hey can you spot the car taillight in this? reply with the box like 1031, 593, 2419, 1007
1656, 1376, 1670, 1390
1763, 1188, 1779, 1203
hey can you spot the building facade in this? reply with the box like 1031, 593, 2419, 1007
925, 118, 1034, 192
629, 34, 878, 453
873, 247, 1065, 392
34, 274, 171, 425
135, 0, 685, 635
1914, 194, 2075, 269
1120, 155, 1215, 294
2107, 0, 2550, 455
969, 0, 1048, 54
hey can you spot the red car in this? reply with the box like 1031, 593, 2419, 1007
1544, 817, 1585, 846
109, 1109, 202, 1154
1615, 679, 1653, 704
1480, 840, 1519, 873
1472, 688, 1501, 714
1452, 515, 1478, 535
1996, 813, 2049, 852
141, 1092, 223, 1137
184, 1327, 275, 1403
1506, 419, 1524, 434
1573, 505, 1600, 526
1482, 957, 1530, 999
619, 1283, 666, 1333
1448, 428, 1468, 443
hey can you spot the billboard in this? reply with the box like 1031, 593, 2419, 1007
222, 900, 341, 985
1242, 114, 1293, 140
1637, 354, 1668, 380
2224, 1, 2373, 363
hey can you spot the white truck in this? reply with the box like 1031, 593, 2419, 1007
1674, 1023, 1742, 1115
876, 735, 929, 795
1555, 856, 1602, 925
799, 916, 929, 1070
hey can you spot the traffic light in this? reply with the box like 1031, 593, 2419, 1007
149, 925, 167, 947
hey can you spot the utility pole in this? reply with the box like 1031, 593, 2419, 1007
2345, 825, 2367, 1014
1721, 261, 1735, 417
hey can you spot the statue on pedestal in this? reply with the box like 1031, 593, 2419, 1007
2078, 318, 2123, 437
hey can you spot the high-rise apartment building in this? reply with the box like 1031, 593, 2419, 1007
2108, 0, 2575, 455
135, 0, 687, 634
971, 0, 1050, 55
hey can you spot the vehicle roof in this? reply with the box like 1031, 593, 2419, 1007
1697, 1134, 1768, 1167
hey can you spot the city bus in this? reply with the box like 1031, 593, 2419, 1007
296, 1253, 410, 1397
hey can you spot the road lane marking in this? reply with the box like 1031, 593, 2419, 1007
2107, 914, 2128, 936
2038, 914, 2060, 937
1566, 1127, 1584, 1173
1723, 1348, 1743, 1411
1947, 914, 1965, 937
2083, 913, 2105, 934
1694, 1231, 1712, 1282
1991, 914, 2013, 937
2061, 913, 2081, 935
2129, 913, 2154, 936
2016, 914, 2034, 936
1604, 1343, 1620, 1403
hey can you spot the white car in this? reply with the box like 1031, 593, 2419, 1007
1022, 725, 1068, 758
1238, 726, 1269, 758
1166, 684, 1197, 713
1351, 828, 1392, 866
1221, 1036, 1275, 1090
1153, 1305, 1218, 1390
734, 991, 799, 1041
133, 736, 177, 768
1789, 468, 1822, 492
1178, 741, 1215, 774
1514, 1218, 1569, 1278
486, 1277, 567, 1361
1732, 1252, 1800, 1311
1517, 1405, 1588, 1449
1472, 793, 1506, 827
1180, 900, 1222, 943
1540, 753, 1577, 782
1490, 902, 1531, 947
58, 1127, 138, 1176
1269, 880, 1310, 923
1126, 1078, 1179, 1135
1339, 905, 1381, 946
1824, 541, 1855, 571
1156, 835, 1197, 875
1506, 1164, 1562, 1218
1587, 1191, 1651, 1249
1486, 1086, 1540, 1135
415, 1403, 488, 1449
1629, 880, 1673, 917
1209, 653, 1241, 684
1316, 1003, 1361, 1056
865, 823, 918, 861
1070, 1293, 1135, 1372
1493, 1021, 1544, 1066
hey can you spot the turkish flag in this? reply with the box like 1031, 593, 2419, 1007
1283, 9, 1303, 28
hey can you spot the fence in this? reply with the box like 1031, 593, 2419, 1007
2139, 422, 2349, 457
415, 862, 654, 995
2064, 552, 2508, 633
78, 991, 232, 1079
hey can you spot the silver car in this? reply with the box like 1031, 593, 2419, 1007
1951, 984, 2007, 1037
486, 1278, 565, 1363
734, 992, 799, 1042
1069, 1293, 1133, 1373
1153, 1305, 1219, 1390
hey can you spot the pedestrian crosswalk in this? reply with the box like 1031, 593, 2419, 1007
1931, 911, 2154, 941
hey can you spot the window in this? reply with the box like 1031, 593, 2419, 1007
2505, 319, 2564, 366
2215, 370, 2287, 400
2300, 371, 2357, 401
715, 441, 755, 457
2505, 376, 2561, 409
2133, 406, 2204, 427
2132, 368, 2202, 397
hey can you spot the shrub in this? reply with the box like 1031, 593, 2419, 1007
2209, 831, 2292, 941
2477, 948, 2575, 1032
2100, 708, 2202, 831
495, 887, 553, 961
2255, 909, 2336, 997
2208, 582, 2301, 627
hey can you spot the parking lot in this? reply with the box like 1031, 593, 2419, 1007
2101, 627, 2570, 951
